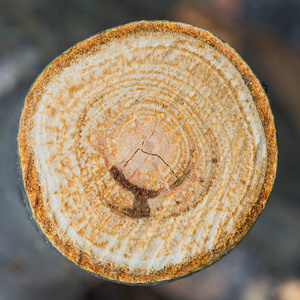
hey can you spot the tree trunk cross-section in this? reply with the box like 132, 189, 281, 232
18, 21, 277, 284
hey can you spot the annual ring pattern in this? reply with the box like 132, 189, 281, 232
18, 21, 277, 284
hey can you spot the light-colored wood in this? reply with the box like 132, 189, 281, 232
18, 21, 277, 284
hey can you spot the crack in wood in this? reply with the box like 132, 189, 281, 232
123, 147, 179, 180
170, 164, 191, 189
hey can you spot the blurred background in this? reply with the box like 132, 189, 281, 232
0, 0, 300, 299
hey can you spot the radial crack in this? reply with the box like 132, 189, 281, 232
123, 148, 140, 168
123, 146, 178, 180
139, 149, 179, 180
148, 122, 157, 140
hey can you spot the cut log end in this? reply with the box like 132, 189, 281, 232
18, 21, 277, 284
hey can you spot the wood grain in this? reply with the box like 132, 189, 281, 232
18, 21, 277, 284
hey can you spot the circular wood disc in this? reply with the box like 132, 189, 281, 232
18, 21, 277, 284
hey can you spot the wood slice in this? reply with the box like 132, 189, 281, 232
18, 21, 277, 284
